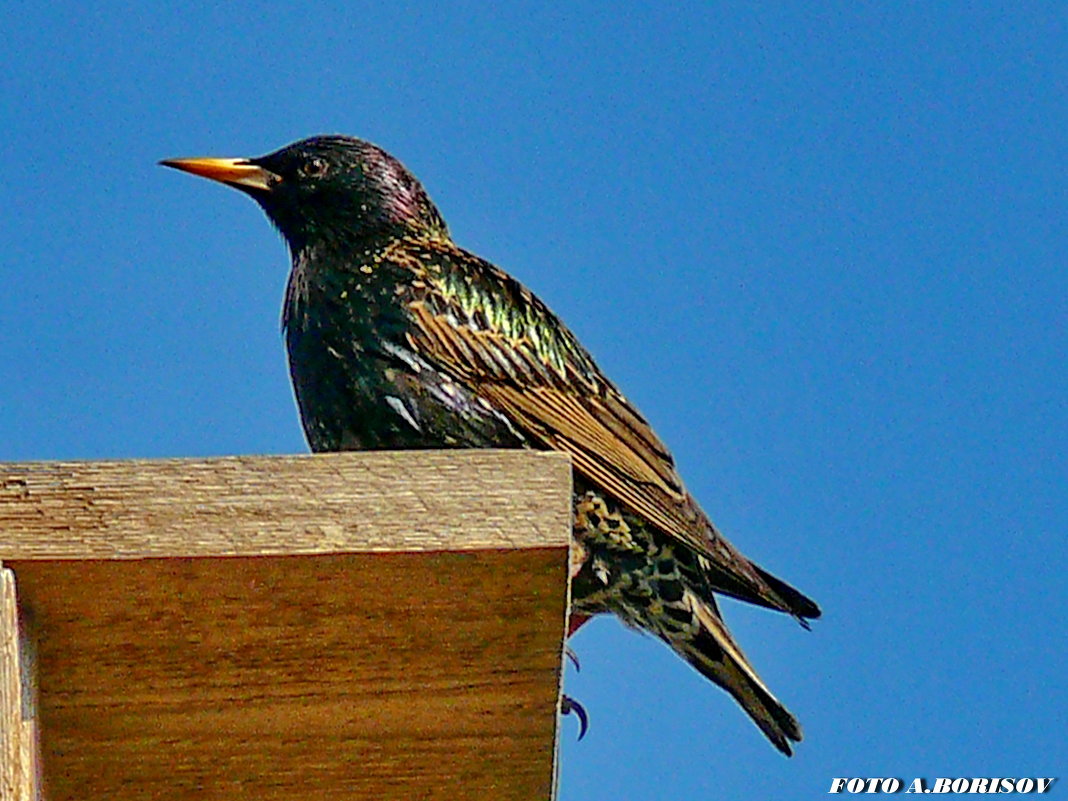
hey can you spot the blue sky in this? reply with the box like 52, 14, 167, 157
3, 3, 1066, 797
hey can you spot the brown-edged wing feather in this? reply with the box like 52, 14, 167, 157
398, 239, 814, 618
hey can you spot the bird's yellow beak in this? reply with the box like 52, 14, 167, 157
159, 157, 277, 193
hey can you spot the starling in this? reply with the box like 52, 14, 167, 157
161, 136, 821, 755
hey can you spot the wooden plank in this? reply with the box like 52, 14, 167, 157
10, 547, 569, 801
0, 563, 18, 801
0, 451, 573, 799
0, 564, 37, 801
0, 451, 572, 559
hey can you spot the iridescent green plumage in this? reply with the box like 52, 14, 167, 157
162, 135, 820, 755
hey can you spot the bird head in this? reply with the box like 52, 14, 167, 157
161, 135, 448, 251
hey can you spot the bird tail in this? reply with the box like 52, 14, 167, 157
679, 594, 803, 756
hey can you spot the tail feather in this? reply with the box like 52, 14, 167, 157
683, 595, 803, 756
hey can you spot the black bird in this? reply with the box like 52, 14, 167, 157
161, 136, 820, 755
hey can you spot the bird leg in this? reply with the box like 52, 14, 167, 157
560, 694, 590, 740
565, 646, 581, 672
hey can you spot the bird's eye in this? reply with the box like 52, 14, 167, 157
301, 157, 329, 178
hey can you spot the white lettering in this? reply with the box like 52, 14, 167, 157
833, 776, 1058, 795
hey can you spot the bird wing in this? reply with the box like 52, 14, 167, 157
414, 297, 684, 531
395, 239, 790, 609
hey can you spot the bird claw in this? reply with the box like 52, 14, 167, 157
565, 646, 581, 672
561, 694, 589, 740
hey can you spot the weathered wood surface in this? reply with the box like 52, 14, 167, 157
0, 451, 572, 558
0, 451, 574, 800
0, 564, 21, 800
12, 551, 568, 801
0, 564, 36, 801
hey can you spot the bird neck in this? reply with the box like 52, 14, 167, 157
281, 230, 442, 337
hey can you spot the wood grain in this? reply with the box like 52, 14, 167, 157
0, 564, 37, 801
0, 564, 18, 800
11, 550, 568, 800
0, 451, 574, 799
0, 451, 572, 558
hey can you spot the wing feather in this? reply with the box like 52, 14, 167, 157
406, 280, 716, 558
395, 239, 816, 618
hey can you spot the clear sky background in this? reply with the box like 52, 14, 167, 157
3, 3, 1065, 798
